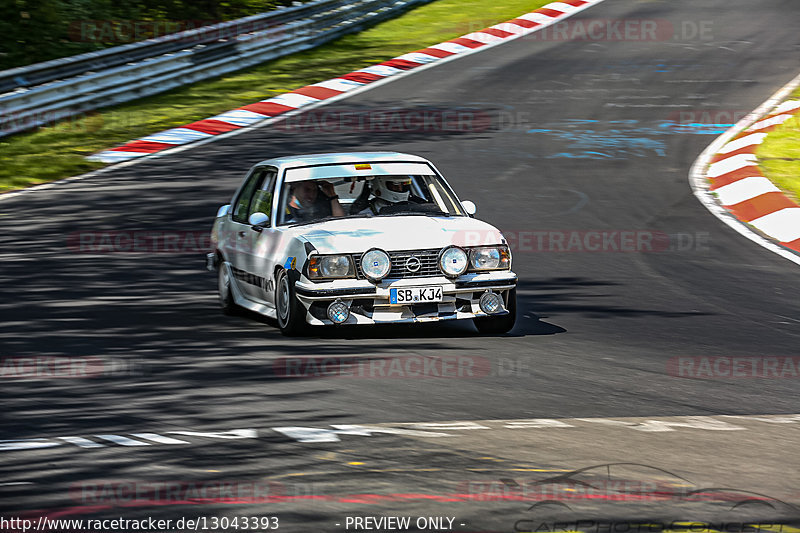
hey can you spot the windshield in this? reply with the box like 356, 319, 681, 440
277, 172, 465, 226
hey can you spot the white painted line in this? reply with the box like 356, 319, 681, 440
262, 92, 320, 108
715, 176, 781, 206
773, 100, 800, 115
426, 42, 471, 54
400, 422, 490, 431
209, 109, 268, 126
357, 65, 404, 77
6, 413, 800, 453
57, 436, 105, 448
140, 128, 212, 144
707, 153, 758, 178
517, 12, 557, 24
502, 419, 574, 429
169, 428, 257, 439
749, 208, 800, 242
87, 151, 147, 163
747, 113, 793, 132
723, 414, 800, 423
272, 426, 342, 443
490, 23, 529, 35
311, 78, 365, 92
0, 439, 62, 451
462, 32, 505, 44
576, 417, 745, 432
95, 434, 150, 446
547, 2, 580, 13
130, 433, 190, 445
718, 132, 767, 154
393, 52, 441, 64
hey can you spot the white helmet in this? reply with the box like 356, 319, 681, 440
371, 176, 412, 203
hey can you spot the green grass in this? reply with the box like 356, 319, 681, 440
757, 89, 800, 202
0, 0, 549, 192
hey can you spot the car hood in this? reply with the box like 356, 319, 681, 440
286, 216, 505, 254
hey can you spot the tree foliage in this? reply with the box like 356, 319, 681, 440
0, 0, 299, 70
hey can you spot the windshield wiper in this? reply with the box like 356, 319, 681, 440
287, 213, 373, 228
380, 211, 452, 217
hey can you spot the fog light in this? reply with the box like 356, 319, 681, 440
327, 300, 350, 324
479, 291, 504, 315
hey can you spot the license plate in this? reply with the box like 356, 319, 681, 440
390, 286, 443, 304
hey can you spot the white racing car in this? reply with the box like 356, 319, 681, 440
207, 152, 517, 335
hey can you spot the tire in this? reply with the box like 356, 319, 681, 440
473, 288, 517, 334
275, 269, 308, 336
218, 262, 241, 316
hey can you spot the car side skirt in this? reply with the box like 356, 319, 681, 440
224, 261, 278, 319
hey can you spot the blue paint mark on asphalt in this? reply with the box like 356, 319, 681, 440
526, 119, 733, 159
669, 122, 733, 135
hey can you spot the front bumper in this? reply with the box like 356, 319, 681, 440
294, 272, 517, 326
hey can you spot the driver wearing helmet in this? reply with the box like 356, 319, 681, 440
351, 176, 419, 215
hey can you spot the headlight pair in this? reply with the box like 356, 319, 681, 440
439, 245, 510, 277
309, 249, 391, 281
309, 245, 510, 281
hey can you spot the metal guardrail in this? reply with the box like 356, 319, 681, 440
0, 0, 432, 138
0, 0, 349, 94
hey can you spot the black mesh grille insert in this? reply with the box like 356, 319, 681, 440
354, 249, 442, 280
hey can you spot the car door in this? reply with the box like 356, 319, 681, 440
238, 168, 281, 304
223, 166, 270, 300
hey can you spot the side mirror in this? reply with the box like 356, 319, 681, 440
248, 212, 269, 229
461, 200, 477, 216
216, 204, 231, 217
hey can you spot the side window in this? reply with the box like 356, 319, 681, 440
232, 168, 266, 223
250, 169, 277, 219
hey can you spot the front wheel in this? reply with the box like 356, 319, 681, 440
473, 288, 517, 334
275, 269, 308, 336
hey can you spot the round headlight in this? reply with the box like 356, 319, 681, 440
470, 247, 501, 270
320, 255, 352, 278
360, 249, 391, 281
439, 246, 468, 277
327, 300, 350, 324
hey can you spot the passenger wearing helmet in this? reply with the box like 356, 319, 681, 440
351, 176, 420, 215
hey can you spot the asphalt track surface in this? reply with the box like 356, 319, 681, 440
1, 0, 800, 530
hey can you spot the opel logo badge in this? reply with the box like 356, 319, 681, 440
405, 256, 421, 273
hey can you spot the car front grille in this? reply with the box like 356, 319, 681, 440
354, 248, 442, 279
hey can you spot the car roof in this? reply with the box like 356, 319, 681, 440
254, 152, 430, 169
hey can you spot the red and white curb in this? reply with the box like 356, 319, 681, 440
690, 73, 800, 265
87, 0, 605, 163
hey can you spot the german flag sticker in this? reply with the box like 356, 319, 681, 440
354, 163, 372, 170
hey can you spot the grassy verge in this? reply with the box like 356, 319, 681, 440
756, 88, 800, 203
0, 0, 549, 192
